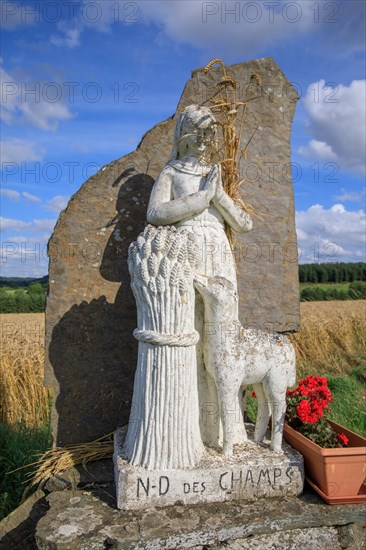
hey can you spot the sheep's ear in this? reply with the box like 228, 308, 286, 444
194, 274, 208, 287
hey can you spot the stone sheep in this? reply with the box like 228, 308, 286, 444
194, 275, 296, 455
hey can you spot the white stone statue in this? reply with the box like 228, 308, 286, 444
122, 104, 296, 471
193, 275, 296, 455
123, 225, 204, 469
146, 105, 253, 448
115, 104, 303, 509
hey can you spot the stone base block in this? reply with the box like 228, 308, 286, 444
114, 424, 304, 510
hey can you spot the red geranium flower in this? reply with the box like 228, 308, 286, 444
296, 399, 318, 423
337, 433, 349, 446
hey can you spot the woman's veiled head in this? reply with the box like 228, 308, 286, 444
171, 105, 218, 162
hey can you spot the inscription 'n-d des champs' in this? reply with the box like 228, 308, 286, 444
136, 466, 295, 499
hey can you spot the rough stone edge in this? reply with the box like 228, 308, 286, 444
0, 489, 47, 549
34, 488, 366, 550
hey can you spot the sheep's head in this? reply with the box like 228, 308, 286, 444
194, 275, 236, 304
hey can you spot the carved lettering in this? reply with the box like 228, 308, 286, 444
273, 468, 282, 486
137, 477, 149, 497
286, 466, 294, 485
159, 476, 170, 495
183, 480, 208, 494
219, 472, 229, 490
244, 470, 254, 486
257, 469, 272, 487
231, 470, 243, 489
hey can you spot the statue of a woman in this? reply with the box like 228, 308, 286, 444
147, 105, 253, 447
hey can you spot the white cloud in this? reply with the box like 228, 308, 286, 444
0, 235, 50, 277
20, 99, 73, 132
0, 138, 44, 164
298, 139, 337, 161
48, 1, 114, 49
100, 1, 317, 54
50, 0, 347, 54
299, 79, 366, 174
1, 62, 73, 131
0, 188, 42, 204
0, 217, 59, 276
0, 64, 17, 122
0, 216, 29, 232
22, 191, 42, 203
296, 204, 366, 263
7, 0, 363, 57
31, 219, 58, 234
87, 0, 364, 56
43, 195, 69, 214
50, 24, 82, 48
333, 189, 365, 203
0, 216, 56, 233
1, 188, 20, 200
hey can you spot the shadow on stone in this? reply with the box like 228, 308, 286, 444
0, 491, 49, 550
48, 173, 154, 446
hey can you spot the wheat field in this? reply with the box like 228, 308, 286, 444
1, 301, 365, 428
0, 313, 49, 427
290, 300, 366, 377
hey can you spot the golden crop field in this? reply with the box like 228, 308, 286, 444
1, 302, 365, 427
0, 313, 49, 427
290, 300, 366, 377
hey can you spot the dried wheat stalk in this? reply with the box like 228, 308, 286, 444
203, 58, 263, 251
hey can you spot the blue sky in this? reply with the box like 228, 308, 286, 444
1, 0, 365, 276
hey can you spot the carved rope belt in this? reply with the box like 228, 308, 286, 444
133, 329, 200, 347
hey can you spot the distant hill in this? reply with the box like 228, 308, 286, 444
299, 262, 366, 284
1, 263, 365, 312
0, 276, 48, 288
1, 262, 365, 288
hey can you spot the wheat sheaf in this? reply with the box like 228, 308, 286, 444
203, 58, 264, 252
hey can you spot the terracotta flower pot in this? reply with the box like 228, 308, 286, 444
284, 420, 366, 504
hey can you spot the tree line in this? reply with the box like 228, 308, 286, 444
299, 262, 366, 284
0, 263, 365, 312
0, 283, 46, 313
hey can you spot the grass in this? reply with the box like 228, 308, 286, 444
0, 422, 52, 520
0, 303, 365, 518
300, 283, 350, 291
0, 313, 51, 520
327, 366, 366, 436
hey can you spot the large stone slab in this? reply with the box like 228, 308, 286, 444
114, 425, 304, 510
34, 487, 366, 549
45, 58, 300, 446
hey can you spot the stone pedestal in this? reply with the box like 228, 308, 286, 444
114, 424, 304, 510
4, 465, 365, 549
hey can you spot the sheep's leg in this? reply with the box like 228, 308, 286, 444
262, 379, 286, 453
230, 384, 248, 446
253, 383, 270, 443
196, 293, 224, 448
200, 370, 222, 448
218, 383, 237, 457
270, 396, 286, 453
